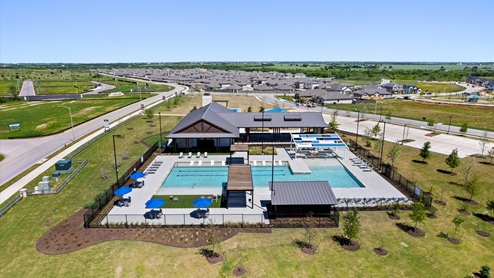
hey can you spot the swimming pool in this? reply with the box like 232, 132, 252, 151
161, 165, 364, 189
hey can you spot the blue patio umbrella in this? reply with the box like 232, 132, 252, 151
130, 171, 146, 179
145, 198, 165, 208
193, 197, 212, 208
114, 186, 132, 196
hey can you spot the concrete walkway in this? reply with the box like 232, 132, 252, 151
19, 80, 35, 96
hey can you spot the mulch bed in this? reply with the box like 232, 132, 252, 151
468, 200, 479, 206
434, 200, 446, 206
476, 230, 490, 237
387, 212, 400, 220
36, 209, 271, 255
407, 228, 425, 237
301, 245, 318, 255
340, 240, 360, 251
447, 237, 461, 244
458, 209, 472, 216
232, 266, 247, 277
373, 247, 388, 256
205, 253, 224, 264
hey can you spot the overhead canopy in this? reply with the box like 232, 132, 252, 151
270, 181, 337, 205
292, 133, 347, 149
230, 144, 249, 152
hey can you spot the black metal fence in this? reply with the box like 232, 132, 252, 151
83, 141, 159, 228
347, 138, 433, 207
269, 211, 340, 228
86, 213, 266, 228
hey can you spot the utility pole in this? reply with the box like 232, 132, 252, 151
380, 120, 387, 167
401, 124, 407, 145
355, 111, 360, 147
447, 116, 452, 134
159, 112, 163, 153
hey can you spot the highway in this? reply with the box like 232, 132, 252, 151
0, 84, 184, 186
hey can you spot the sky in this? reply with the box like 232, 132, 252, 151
1, 0, 493, 63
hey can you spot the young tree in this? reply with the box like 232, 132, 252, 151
486, 199, 494, 217
387, 140, 401, 167
373, 137, 383, 155
371, 123, 382, 140
488, 149, 494, 164
460, 123, 468, 135
452, 216, 464, 238
478, 131, 490, 157
465, 173, 481, 202
419, 141, 432, 162
303, 212, 318, 249
259, 106, 265, 112
190, 105, 197, 112
445, 148, 461, 173
460, 157, 476, 185
409, 201, 426, 232
363, 127, 373, 147
427, 118, 435, 130
328, 110, 339, 130
144, 109, 154, 120
343, 208, 360, 245
247, 106, 252, 112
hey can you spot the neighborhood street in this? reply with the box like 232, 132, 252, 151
0, 84, 184, 186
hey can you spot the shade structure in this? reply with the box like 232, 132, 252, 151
145, 198, 165, 208
130, 171, 146, 179
114, 186, 132, 196
193, 197, 212, 208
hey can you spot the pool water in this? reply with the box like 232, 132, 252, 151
161, 165, 364, 189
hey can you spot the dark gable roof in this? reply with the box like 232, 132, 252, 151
167, 102, 239, 138
270, 181, 337, 205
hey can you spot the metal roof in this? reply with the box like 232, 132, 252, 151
270, 181, 337, 205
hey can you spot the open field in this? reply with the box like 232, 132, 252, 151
212, 94, 276, 112
36, 81, 96, 95
98, 77, 174, 93
0, 98, 139, 139
331, 99, 494, 131
392, 81, 465, 93
0, 128, 493, 276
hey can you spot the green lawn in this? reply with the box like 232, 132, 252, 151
0, 153, 4, 162
331, 99, 494, 131
0, 98, 138, 139
36, 81, 96, 95
152, 195, 222, 208
394, 81, 465, 93
0, 96, 493, 277
0, 80, 18, 95
101, 77, 174, 93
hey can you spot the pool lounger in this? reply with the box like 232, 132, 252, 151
187, 152, 192, 158
363, 168, 372, 172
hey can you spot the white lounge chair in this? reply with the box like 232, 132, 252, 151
178, 152, 184, 158
196, 152, 201, 158
190, 161, 194, 166
187, 152, 192, 158
210, 160, 215, 166
204, 152, 208, 158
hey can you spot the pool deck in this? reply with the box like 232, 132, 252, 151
106, 148, 407, 225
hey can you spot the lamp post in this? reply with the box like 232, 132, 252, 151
447, 116, 452, 134
355, 110, 360, 147
159, 112, 163, 153
402, 124, 407, 145
261, 110, 264, 155
380, 120, 387, 167
112, 134, 121, 186
59, 106, 75, 142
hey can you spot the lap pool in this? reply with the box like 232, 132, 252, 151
161, 165, 364, 189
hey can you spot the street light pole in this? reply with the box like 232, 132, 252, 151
59, 106, 75, 141
355, 111, 360, 147
447, 116, 452, 134
380, 120, 387, 166
261, 110, 264, 155
112, 134, 121, 186
159, 112, 163, 153
402, 124, 407, 145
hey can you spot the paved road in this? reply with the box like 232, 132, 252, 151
18, 80, 35, 96
258, 94, 494, 139
0, 84, 185, 186
85, 81, 116, 94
